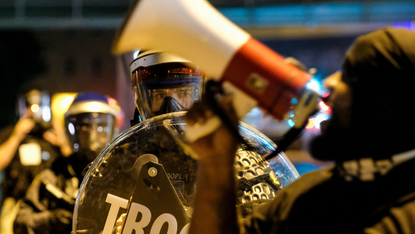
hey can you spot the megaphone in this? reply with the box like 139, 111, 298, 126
113, 0, 312, 121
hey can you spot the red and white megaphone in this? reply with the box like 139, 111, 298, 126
113, 0, 312, 121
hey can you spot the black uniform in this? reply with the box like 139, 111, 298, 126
13, 153, 86, 234
0, 126, 60, 204
242, 157, 415, 234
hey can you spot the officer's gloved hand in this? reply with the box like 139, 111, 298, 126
51, 208, 73, 233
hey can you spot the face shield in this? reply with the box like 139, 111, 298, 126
130, 52, 205, 121
65, 112, 116, 162
64, 94, 120, 163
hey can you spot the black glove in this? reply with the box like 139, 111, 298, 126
51, 208, 73, 233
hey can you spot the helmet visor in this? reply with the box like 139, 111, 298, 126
65, 112, 116, 161
132, 63, 204, 120
148, 83, 200, 112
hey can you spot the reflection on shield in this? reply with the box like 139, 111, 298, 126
73, 112, 299, 234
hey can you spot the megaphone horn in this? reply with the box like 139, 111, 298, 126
113, 0, 311, 120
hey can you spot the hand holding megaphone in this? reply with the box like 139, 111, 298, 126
184, 80, 320, 159
183, 87, 241, 162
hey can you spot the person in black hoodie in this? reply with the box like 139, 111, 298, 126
13, 92, 122, 234
186, 27, 415, 234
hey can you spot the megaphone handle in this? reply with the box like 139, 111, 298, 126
264, 89, 320, 160
264, 123, 306, 160
204, 80, 249, 147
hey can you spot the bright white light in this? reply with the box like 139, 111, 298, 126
85, 102, 103, 112
288, 119, 295, 127
63, 96, 75, 107
42, 106, 51, 122
31, 104, 40, 113
306, 79, 320, 92
314, 113, 329, 128
97, 126, 103, 132
247, 107, 262, 116
68, 123, 75, 135
133, 50, 141, 59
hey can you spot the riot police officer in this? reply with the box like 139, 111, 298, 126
13, 92, 122, 234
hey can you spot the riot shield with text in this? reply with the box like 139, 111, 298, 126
73, 112, 299, 234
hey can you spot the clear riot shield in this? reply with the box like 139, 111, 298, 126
73, 111, 299, 234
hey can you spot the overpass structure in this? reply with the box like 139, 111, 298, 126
0, 0, 413, 38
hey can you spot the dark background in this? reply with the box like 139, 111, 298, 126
0, 0, 412, 131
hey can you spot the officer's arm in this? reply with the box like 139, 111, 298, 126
0, 117, 34, 171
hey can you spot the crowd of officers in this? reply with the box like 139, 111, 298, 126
0, 90, 121, 234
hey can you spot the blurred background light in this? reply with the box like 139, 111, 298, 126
306, 79, 321, 92
133, 50, 141, 59
31, 104, 39, 113
42, 106, 51, 122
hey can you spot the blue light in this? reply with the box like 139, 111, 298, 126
393, 20, 415, 31
306, 79, 321, 92
217, 1, 415, 28
288, 119, 295, 127
291, 98, 298, 104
